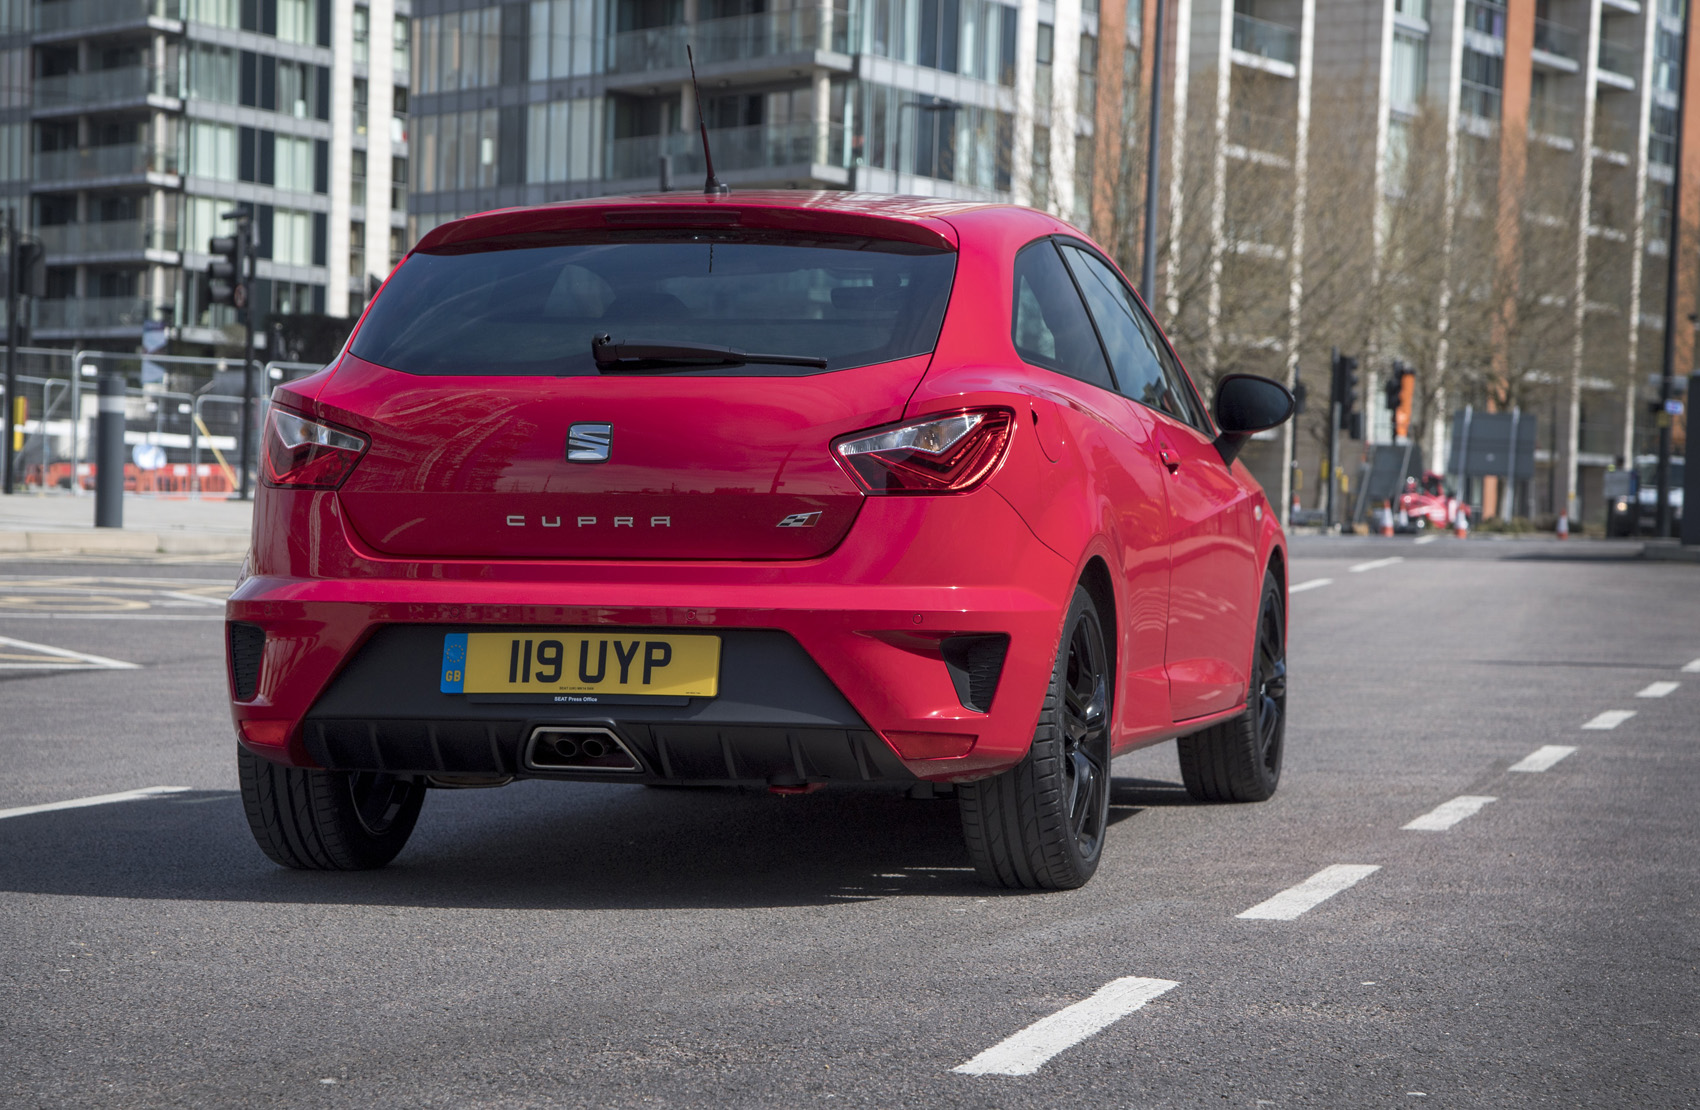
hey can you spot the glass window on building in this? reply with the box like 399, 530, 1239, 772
395, 18, 411, 77
1031, 124, 1052, 208
276, 135, 314, 192
1461, 47, 1502, 119
351, 148, 367, 206
1036, 23, 1054, 106
1393, 0, 1428, 18
392, 155, 410, 208
353, 5, 370, 65
353, 77, 369, 138
186, 121, 238, 179
349, 220, 366, 276
274, 208, 314, 266
525, 99, 602, 184
187, 44, 239, 103
277, 0, 316, 43
185, 0, 240, 29
1390, 31, 1426, 112
1078, 33, 1098, 119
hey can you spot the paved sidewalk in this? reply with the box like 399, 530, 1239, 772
0, 493, 252, 554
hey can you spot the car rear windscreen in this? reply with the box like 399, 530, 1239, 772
349, 232, 958, 376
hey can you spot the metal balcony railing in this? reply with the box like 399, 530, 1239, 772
1532, 17, 1579, 60
34, 67, 178, 109
34, 144, 178, 182
1228, 107, 1295, 156
609, 9, 851, 74
1598, 39, 1638, 77
1460, 81, 1502, 121
1464, 0, 1506, 38
610, 121, 846, 180
34, 0, 179, 31
1231, 12, 1298, 66
36, 221, 177, 256
34, 297, 155, 331
1527, 96, 1577, 139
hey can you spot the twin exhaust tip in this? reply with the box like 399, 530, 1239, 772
525, 726, 642, 773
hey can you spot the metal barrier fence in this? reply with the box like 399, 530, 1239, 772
0, 349, 325, 498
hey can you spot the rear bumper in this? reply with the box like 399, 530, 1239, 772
229, 488, 1077, 782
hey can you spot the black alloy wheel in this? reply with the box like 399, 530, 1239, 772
1177, 571, 1286, 803
959, 586, 1114, 890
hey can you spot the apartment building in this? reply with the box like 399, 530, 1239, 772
16, 0, 407, 348
404, 0, 1149, 239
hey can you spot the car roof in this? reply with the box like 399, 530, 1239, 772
412, 190, 1066, 255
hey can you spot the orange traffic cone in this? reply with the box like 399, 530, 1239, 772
1454, 511, 1469, 539
1379, 503, 1395, 537
1556, 513, 1569, 540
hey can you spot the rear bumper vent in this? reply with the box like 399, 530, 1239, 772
229, 622, 265, 701
941, 634, 1010, 713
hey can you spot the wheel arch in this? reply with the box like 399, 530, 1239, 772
1077, 554, 1119, 688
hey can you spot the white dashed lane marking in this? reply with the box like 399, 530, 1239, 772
1636, 681, 1679, 698
953, 977, 1179, 1076
0, 635, 140, 671
1236, 865, 1381, 921
1509, 745, 1576, 773
1683, 659, 1700, 674
0, 786, 191, 821
1349, 557, 1405, 573
1402, 795, 1496, 831
1582, 710, 1636, 730
1414, 534, 1439, 545
1290, 578, 1332, 593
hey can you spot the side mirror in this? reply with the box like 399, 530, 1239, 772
1213, 373, 1295, 465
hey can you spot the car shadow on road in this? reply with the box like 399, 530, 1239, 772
0, 776, 1172, 911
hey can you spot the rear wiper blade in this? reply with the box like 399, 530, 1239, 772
591, 333, 828, 371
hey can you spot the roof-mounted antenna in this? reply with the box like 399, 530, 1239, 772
687, 45, 730, 196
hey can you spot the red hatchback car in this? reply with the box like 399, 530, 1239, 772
228, 192, 1293, 890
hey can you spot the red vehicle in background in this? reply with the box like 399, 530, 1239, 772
1398, 472, 1462, 531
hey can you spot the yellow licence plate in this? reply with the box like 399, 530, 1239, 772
440, 632, 720, 697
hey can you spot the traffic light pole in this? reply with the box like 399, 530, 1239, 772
239, 245, 255, 502
1655, 0, 1692, 537
1327, 347, 1340, 531
1, 210, 14, 496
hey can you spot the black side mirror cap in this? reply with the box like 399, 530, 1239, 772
1213, 373, 1295, 465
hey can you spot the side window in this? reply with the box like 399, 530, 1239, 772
1058, 244, 1168, 408
1011, 240, 1116, 392
1060, 243, 1206, 429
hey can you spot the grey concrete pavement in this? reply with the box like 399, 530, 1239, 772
0, 542, 1696, 1107
0, 492, 252, 554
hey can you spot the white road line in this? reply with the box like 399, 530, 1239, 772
1684, 659, 1700, 674
1402, 795, 1496, 832
953, 977, 1178, 1076
0, 635, 139, 670
1349, 557, 1405, 573
1414, 535, 1438, 545
1636, 681, 1679, 699
1290, 578, 1333, 593
160, 591, 228, 607
1236, 864, 1381, 921
1582, 710, 1636, 730
0, 786, 191, 821
1509, 746, 1576, 773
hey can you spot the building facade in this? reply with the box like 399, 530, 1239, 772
11, 0, 407, 348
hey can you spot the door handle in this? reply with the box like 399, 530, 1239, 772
1159, 445, 1180, 473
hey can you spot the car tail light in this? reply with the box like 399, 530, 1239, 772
262, 408, 367, 489
833, 409, 1013, 494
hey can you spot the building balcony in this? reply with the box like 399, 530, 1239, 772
1528, 96, 1578, 143
1460, 81, 1502, 125
1598, 40, 1639, 87
610, 121, 847, 185
36, 220, 178, 259
1226, 107, 1295, 164
32, 143, 180, 187
608, 9, 851, 80
1231, 13, 1297, 76
33, 0, 181, 37
33, 66, 180, 114
1531, 17, 1580, 69
34, 296, 155, 333
1464, 0, 1506, 39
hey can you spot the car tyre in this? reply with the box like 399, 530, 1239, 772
1177, 571, 1286, 803
957, 586, 1113, 890
237, 745, 426, 870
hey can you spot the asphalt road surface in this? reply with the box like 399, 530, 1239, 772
1, 536, 1696, 1107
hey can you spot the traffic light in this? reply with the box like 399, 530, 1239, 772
1333, 353, 1360, 434
1391, 363, 1415, 440
207, 224, 249, 310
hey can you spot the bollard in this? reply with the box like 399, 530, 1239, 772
94, 372, 125, 528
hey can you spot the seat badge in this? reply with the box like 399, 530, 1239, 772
777, 511, 822, 528
567, 423, 613, 462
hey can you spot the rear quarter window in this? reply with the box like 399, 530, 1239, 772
350, 232, 958, 376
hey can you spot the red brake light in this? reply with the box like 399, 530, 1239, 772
833, 409, 1014, 494
262, 408, 368, 489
